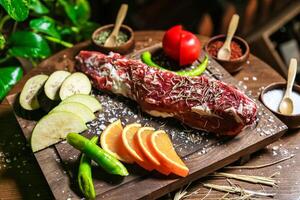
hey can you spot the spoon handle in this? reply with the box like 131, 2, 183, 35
111, 4, 128, 36
286, 58, 297, 97
224, 14, 239, 48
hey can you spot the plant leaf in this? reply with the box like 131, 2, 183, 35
0, 66, 23, 100
30, 16, 61, 39
29, 0, 49, 14
8, 31, 51, 59
58, 0, 77, 24
79, 21, 99, 39
74, 0, 90, 25
0, 32, 5, 50
0, 0, 29, 21
58, 0, 91, 26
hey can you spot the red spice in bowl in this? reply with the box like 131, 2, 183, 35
207, 40, 243, 60
204, 35, 249, 74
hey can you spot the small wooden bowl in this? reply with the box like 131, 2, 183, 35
204, 34, 250, 74
92, 24, 135, 55
260, 82, 300, 129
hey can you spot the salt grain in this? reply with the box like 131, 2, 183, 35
272, 146, 279, 151
99, 124, 107, 130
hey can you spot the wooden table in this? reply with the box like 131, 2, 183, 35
0, 31, 299, 200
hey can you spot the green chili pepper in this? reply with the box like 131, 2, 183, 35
176, 55, 208, 76
78, 136, 98, 200
141, 51, 165, 70
67, 133, 128, 176
141, 51, 208, 76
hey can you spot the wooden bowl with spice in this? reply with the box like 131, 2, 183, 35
204, 34, 249, 74
260, 82, 300, 129
92, 24, 135, 55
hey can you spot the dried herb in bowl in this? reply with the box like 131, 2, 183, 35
95, 30, 129, 46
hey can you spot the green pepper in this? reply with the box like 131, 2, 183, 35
176, 55, 208, 76
141, 51, 208, 76
78, 136, 98, 200
67, 133, 128, 176
141, 51, 165, 70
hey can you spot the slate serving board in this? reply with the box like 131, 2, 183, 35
7, 42, 287, 200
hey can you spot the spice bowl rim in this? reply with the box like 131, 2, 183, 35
91, 24, 134, 50
204, 34, 250, 62
260, 82, 300, 117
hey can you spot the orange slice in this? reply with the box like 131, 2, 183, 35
137, 127, 170, 175
150, 130, 189, 177
100, 120, 134, 163
122, 123, 154, 171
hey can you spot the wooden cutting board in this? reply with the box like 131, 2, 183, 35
6, 41, 287, 200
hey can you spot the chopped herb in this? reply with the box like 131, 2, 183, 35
95, 30, 129, 46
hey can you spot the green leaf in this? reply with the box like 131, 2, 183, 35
30, 16, 61, 39
0, 66, 23, 100
80, 21, 99, 39
29, 0, 49, 14
74, 0, 90, 25
8, 31, 51, 59
0, 0, 29, 21
58, 26, 75, 36
58, 0, 76, 24
0, 32, 5, 50
58, 0, 91, 26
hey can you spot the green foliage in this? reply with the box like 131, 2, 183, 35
0, 32, 5, 50
30, 16, 60, 39
0, 0, 29, 21
0, 0, 98, 100
58, 0, 91, 26
29, 0, 49, 14
8, 31, 51, 58
0, 66, 23, 100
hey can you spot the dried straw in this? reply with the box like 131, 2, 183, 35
211, 172, 277, 187
202, 183, 276, 197
224, 154, 294, 169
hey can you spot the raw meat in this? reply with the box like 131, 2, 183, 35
76, 51, 257, 136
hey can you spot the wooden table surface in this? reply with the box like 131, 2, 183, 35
0, 31, 299, 200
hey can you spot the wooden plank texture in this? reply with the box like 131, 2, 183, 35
6, 35, 288, 199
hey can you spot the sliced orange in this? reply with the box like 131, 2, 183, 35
100, 120, 134, 163
122, 123, 154, 171
149, 130, 189, 177
136, 127, 171, 175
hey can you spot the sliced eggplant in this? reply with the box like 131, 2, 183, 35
44, 70, 71, 100
50, 102, 95, 123
61, 94, 102, 112
59, 72, 91, 100
31, 111, 87, 152
19, 74, 49, 110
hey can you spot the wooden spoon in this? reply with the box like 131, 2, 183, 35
217, 14, 239, 60
104, 4, 128, 47
279, 58, 297, 115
